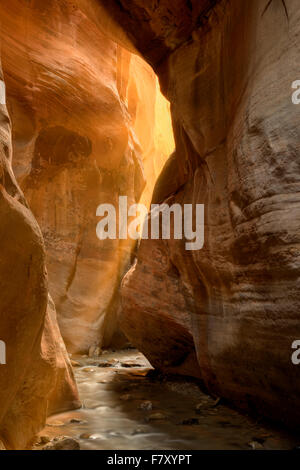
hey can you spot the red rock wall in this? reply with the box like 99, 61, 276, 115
0, 0, 173, 354
100, 0, 300, 426
0, 59, 80, 450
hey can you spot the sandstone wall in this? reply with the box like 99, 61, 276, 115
0, 0, 174, 354
100, 0, 300, 426
0, 58, 79, 450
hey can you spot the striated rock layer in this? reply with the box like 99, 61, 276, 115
0, 62, 80, 449
0, 0, 174, 354
99, 0, 300, 426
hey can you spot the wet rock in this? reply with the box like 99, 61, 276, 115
139, 401, 153, 411
83, 400, 100, 409
131, 370, 151, 377
248, 440, 265, 450
46, 421, 65, 428
89, 345, 101, 358
98, 362, 114, 368
131, 428, 146, 436
148, 413, 166, 421
195, 404, 204, 414
39, 436, 51, 445
43, 437, 80, 450
71, 360, 81, 368
107, 431, 121, 438
121, 362, 143, 368
120, 394, 133, 401
80, 433, 92, 440
69, 418, 87, 425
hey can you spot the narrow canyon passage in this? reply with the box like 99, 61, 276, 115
34, 350, 297, 451
1, 0, 300, 452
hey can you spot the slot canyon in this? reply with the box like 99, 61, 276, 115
0, 0, 300, 451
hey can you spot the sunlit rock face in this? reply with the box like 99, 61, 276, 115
102, 0, 300, 426
0, 0, 173, 354
127, 54, 175, 208
0, 61, 79, 449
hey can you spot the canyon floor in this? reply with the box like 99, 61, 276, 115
34, 350, 298, 450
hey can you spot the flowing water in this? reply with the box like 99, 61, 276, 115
35, 350, 298, 450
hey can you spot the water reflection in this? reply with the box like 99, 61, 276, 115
38, 350, 296, 450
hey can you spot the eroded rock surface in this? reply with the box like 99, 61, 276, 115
0, 0, 174, 354
100, 0, 300, 426
0, 63, 79, 449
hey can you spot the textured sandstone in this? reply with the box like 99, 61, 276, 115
101, 0, 300, 426
0, 63, 79, 449
0, 0, 173, 354
121, 198, 202, 379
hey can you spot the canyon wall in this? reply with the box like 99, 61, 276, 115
0, 0, 174, 354
0, 59, 80, 450
100, 0, 300, 426
1, 0, 300, 448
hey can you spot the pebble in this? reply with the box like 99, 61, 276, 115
46, 421, 65, 427
83, 400, 100, 409
107, 431, 121, 437
139, 401, 153, 411
120, 394, 133, 401
43, 437, 80, 450
148, 413, 166, 421
195, 403, 203, 414
88, 345, 101, 358
131, 428, 145, 435
71, 360, 81, 367
248, 440, 264, 450
110, 359, 120, 364
69, 418, 87, 424
39, 435, 51, 444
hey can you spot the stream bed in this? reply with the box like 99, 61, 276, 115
35, 349, 298, 450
